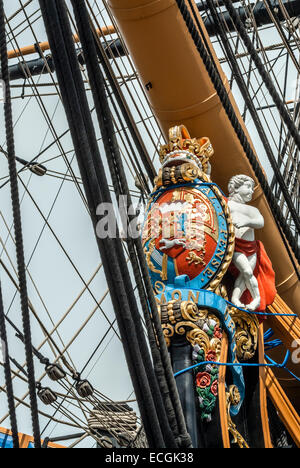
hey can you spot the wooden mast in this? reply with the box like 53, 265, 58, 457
7, 25, 115, 60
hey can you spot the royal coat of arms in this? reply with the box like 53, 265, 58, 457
142, 126, 235, 292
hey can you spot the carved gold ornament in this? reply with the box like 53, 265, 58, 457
210, 337, 222, 360
229, 307, 259, 361
159, 126, 214, 175
186, 251, 206, 266
158, 301, 221, 349
180, 301, 199, 321
226, 386, 249, 448
162, 324, 174, 348
144, 239, 168, 281
186, 329, 210, 351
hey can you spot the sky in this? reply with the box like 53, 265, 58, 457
0, 0, 147, 447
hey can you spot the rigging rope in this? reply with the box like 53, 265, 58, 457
72, 0, 190, 447
0, 0, 41, 448
174, 0, 300, 263
92, 30, 155, 192
70, 0, 192, 449
0, 279, 19, 448
37, 0, 185, 449
4, 338, 135, 446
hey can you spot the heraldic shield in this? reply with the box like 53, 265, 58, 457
142, 126, 234, 292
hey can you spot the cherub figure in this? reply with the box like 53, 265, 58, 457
228, 175, 276, 312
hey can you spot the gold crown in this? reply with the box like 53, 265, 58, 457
159, 125, 214, 173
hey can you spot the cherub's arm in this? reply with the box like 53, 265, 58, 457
235, 207, 264, 230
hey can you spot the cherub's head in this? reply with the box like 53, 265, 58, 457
228, 175, 255, 203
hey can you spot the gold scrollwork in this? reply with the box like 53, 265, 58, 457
229, 307, 259, 361
144, 239, 168, 281
226, 386, 249, 449
186, 328, 210, 352
228, 385, 241, 407
160, 302, 218, 349
154, 281, 166, 295
198, 308, 209, 321
180, 301, 199, 322
214, 285, 229, 301
174, 321, 199, 337
162, 324, 174, 348
210, 337, 222, 359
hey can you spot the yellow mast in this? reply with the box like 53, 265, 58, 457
107, 0, 299, 316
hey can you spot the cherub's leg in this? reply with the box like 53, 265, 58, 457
245, 254, 261, 311
231, 274, 247, 308
232, 253, 260, 311
231, 253, 248, 307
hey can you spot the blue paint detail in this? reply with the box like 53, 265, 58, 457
156, 285, 245, 416
178, 213, 186, 235
0, 432, 14, 448
150, 181, 227, 201
0, 431, 38, 448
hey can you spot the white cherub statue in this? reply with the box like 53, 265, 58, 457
228, 175, 276, 312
